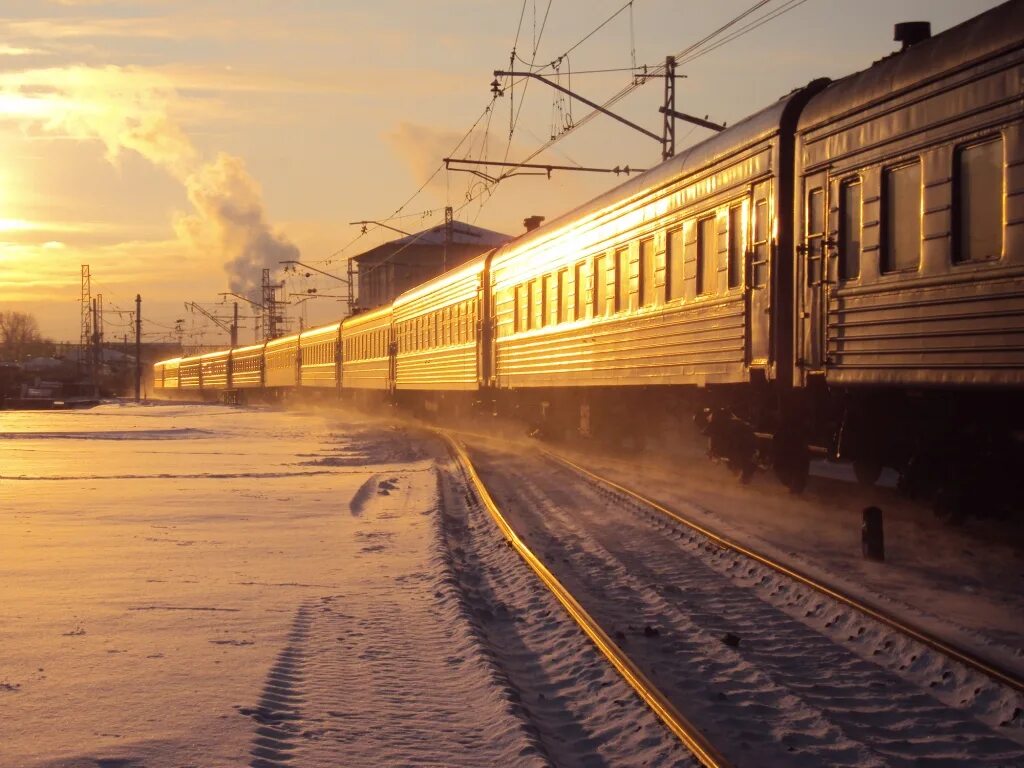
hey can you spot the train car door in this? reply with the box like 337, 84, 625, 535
800, 171, 829, 372
746, 182, 772, 367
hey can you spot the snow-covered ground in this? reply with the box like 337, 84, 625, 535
539, 435, 1024, 682
462, 440, 1024, 766
0, 402, 690, 767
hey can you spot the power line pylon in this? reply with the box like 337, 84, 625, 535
262, 268, 285, 340
80, 265, 91, 370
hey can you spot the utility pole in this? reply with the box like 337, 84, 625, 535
663, 56, 676, 160
231, 302, 239, 348
261, 268, 283, 341
80, 265, 91, 378
135, 294, 142, 402
443, 205, 453, 273
90, 297, 99, 397
347, 260, 356, 315
95, 294, 104, 365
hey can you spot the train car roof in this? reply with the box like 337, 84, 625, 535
392, 251, 488, 309
154, 356, 182, 366
232, 343, 265, 354
299, 322, 340, 341
200, 349, 230, 360
342, 302, 392, 331
490, 88, 813, 267
265, 333, 300, 348
799, 0, 1024, 131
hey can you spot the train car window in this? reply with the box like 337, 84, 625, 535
728, 206, 744, 289
615, 248, 629, 312
639, 238, 655, 307
882, 161, 921, 272
806, 188, 825, 286
752, 200, 769, 288
955, 137, 1003, 263
525, 280, 536, 330
541, 275, 551, 327
574, 262, 586, 320
666, 227, 684, 301
697, 216, 716, 295
593, 255, 608, 317
557, 268, 570, 323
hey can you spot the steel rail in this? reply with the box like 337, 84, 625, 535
440, 433, 732, 768
542, 449, 1024, 695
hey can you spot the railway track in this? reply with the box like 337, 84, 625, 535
442, 432, 1024, 768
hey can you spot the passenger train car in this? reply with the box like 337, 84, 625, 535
154, 1, 1024, 512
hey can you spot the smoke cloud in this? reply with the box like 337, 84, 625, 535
0, 65, 298, 300
174, 153, 299, 297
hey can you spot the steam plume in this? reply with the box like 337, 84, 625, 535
1, 65, 298, 299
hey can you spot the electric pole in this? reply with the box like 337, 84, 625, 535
135, 294, 142, 402
91, 297, 99, 397
444, 205, 453, 273
232, 302, 239, 348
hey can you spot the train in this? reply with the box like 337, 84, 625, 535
155, 1, 1024, 516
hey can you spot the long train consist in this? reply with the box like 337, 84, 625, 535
155, 2, 1024, 512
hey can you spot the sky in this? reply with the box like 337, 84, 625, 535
0, 0, 1006, 346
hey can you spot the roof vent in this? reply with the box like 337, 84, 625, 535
894, 21, 931, 50
523, 215, 545, 232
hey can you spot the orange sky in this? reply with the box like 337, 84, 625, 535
0, 0, 1003, 345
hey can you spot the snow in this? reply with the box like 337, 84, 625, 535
3, 401, 1022, 767
0, 404, 519, 766
544, 435, 1024, 679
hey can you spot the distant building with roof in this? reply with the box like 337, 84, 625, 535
353, 219, 512, 311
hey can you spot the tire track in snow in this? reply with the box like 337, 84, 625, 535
243, 603, 314, 768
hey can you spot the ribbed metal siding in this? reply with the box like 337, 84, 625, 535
264, 336, 299, 388
828, 274, 1024, 385
179, 358, 201, 389
341, 307, 392, 391
231, 345, 264, 388
398, 343, 479, 390
200, 351, 230, 390
299, 324, 340, 388
162, 360, 179, 389
393, 259, 484, 391
495, 297, 746, 388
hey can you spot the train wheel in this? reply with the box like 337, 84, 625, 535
853, 458, 883, 487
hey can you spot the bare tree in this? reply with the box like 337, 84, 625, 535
0, 311, 42, 361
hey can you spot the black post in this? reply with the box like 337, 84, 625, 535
134, 294, 142, 402
91, 297, 99, 398
231, 302, 239, 348
862, 506, 885, 561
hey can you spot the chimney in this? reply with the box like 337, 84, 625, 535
894, 21, 931, 50
523, 215, 545, 233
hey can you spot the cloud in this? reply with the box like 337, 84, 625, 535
384, 118, 504, 202
0, 64, 299, 301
